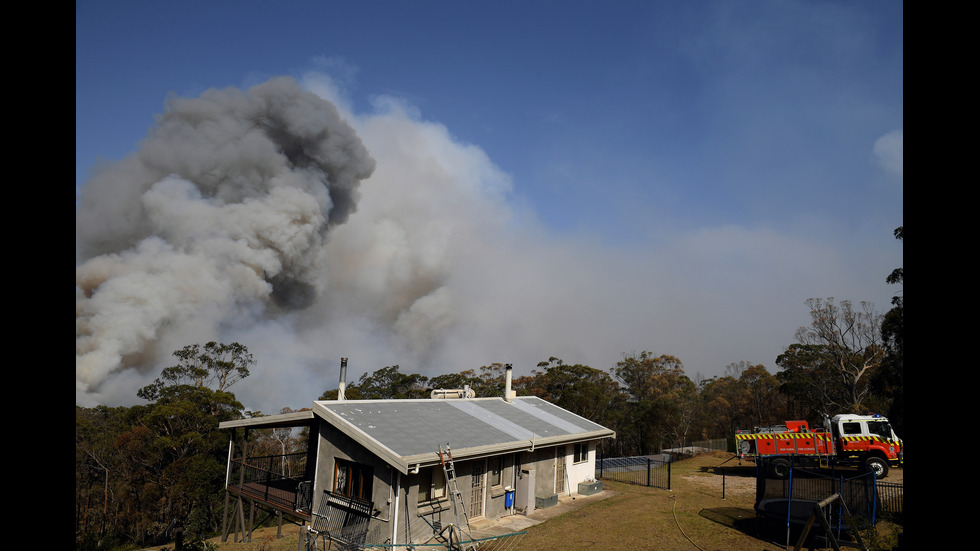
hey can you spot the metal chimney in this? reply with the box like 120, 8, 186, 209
505, 363, 513, 402
338, 357, 348, 401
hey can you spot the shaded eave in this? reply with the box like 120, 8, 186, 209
218, 410, 315, 430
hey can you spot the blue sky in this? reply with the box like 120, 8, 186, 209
76, 1, 903, 413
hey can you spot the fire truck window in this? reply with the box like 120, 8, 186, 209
867, 421, 890, 438
842, 422, 862, 435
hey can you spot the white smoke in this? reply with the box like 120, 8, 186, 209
76, 77, 375, 402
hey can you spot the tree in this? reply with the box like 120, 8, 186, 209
775, 344, 840, 420
613, 352, 695, 454
785, 298, 886, 413
427, 370, 483, 394
137, 341, 253, 402
874, 225, 904, 434
345, 365, 430, 399
525, 357, 624, 423
133, 342, 251, 549
701, 362, 786, 443
882, 226, 903, 357
76, 405, 135, 547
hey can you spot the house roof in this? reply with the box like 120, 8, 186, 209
220, 396, 614, 474
313, 396, 614, 474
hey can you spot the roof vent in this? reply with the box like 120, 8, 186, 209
430, 385, 476, 399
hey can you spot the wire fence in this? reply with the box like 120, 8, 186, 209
595, 453, 671, 490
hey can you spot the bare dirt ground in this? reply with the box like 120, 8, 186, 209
885, 465, 903, 484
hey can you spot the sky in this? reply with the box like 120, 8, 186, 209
76, 0, 903, 415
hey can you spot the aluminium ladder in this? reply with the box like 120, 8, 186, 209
438, 443, 476, 550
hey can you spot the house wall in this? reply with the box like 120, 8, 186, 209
311, 428, 603, 546
314, 420, 396, 545
409, 454, 517, 528
520, 447, 558, 500
566, 440, 598, 492
517, 441, 600, 501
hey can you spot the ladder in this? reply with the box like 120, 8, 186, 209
438, 443, 475, 549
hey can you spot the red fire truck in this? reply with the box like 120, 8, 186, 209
735, 413, 903, 479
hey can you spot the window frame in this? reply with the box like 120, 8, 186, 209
841, 422, 863, 436
489, 455, 504, 488
333, 458, 374, 502
418, 467, 446, 503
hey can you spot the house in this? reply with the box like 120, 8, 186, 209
218, 365, 615, 547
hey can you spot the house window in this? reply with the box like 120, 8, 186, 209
490, 456, 504, 488
419, 467, 445, 502
573, 442, 589, 464
334, 458, 373, 501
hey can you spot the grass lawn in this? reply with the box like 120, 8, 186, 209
508, 451, 784, 551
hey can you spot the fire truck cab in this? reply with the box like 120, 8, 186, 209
826, 413, 903, 477
830, 414, 901, 443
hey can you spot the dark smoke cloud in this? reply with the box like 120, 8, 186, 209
76, 77, 374, 398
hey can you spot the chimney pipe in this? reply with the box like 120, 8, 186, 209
504, 363, 513, 402
338, 357, 348, 401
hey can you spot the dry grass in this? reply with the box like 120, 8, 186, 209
144, 452, 901, 551
508, 452, 784, 551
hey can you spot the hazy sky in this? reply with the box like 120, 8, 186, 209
76, 1, 903, 415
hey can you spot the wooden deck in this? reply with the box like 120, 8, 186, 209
227, 479, 312, 521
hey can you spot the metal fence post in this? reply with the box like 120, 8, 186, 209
646, 457, 651, 487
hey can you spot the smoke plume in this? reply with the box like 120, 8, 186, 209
76, 77, 375, 401
77, 73, 889, 414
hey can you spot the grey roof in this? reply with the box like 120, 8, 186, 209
313, 396, 614, 473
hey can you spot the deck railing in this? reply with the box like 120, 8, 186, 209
228, 452, 313, 513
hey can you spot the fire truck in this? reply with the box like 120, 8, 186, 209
735, 413, 902, 479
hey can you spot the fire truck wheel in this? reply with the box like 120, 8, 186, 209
770, 458, 791, 479
865, 457, 889, 479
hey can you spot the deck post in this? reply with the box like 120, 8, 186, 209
221, 433, 234, 542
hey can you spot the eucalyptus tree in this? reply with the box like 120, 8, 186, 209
780, 298, 886, 414
131, 341, 252, 548
613, 352, 695, 455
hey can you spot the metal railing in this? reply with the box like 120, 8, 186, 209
596, 453, 671, 490
754, 456, 902, 526
228, 452, 312, 512
874, 481, 903, 522
308, 490, 374, 548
